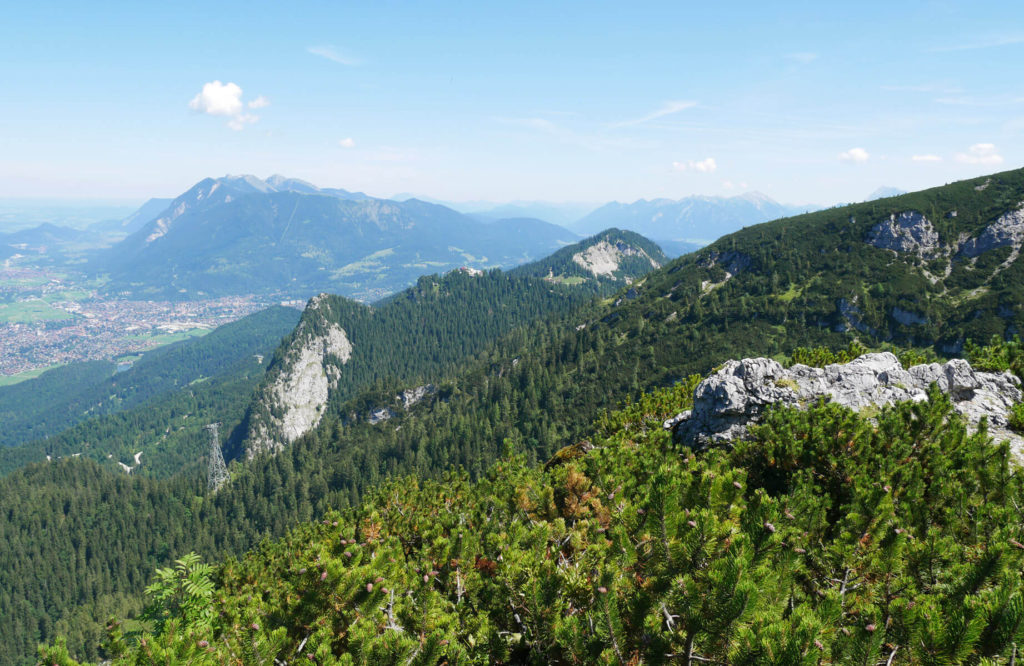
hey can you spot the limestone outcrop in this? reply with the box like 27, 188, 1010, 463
957, 205, 1024, 258
368, 384, 437, 424
246, 295, 353, 458
864, 204, 1024, 263
865, 211, 942, 258
664, 353, 1023, 454
572, 240, 660, 279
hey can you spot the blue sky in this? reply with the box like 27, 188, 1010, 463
1, 1, 1022, 206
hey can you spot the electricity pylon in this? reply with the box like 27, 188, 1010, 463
205, 423, 229, 492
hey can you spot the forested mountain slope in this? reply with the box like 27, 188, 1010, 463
9, 167, 1024, 663
511, 228, 668, 285
0, 231, 667, 665
0, 306, 299, 458
241, 229, 667, 459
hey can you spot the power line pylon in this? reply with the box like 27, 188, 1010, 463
205, 423, 229, 492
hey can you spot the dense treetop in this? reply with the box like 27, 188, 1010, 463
42, 378, 1024, 664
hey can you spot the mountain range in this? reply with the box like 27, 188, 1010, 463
6, 168, 1024, 663
95, 175, 579, 300
390, 194, 598, 227
570, 191, 814, 244
88, 179, 815, 301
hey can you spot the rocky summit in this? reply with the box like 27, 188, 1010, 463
664, 352, 1024, 453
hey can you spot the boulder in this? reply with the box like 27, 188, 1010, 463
666, 352, 1023, 453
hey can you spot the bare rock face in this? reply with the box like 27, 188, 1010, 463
698, 250, 751, 275
664, 353, 1022, 454
957, 205, 1024, 258
572, 240, 660, 279
863, 204, 1024, 264
246, 295, 353, 459
865, 211, 942, 258
399, 384, 435, 409
368, 384, 437, 424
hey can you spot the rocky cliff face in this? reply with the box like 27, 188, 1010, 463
367, 384, 437, 424
571, 240, 660, 279
865, 211, 942, 258
664, 353, 1023, 455
865, 204, 1024, 262
246, 294, 353, 459
957, 205, 1024, 258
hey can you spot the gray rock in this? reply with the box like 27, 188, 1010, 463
368, 384, 438, 424
698, 250, 751, 275
246, 294, 353, 459
837, 298, 878, 336
891, 307, 929, 326
368, 407, 397, 425
957, 205, 1024, 258
865, 211, 942, 258
399, 384, 436, 410
666, 353, 1023, 454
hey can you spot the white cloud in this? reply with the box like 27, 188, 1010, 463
227, 113, 259, 131
189, 81, 266, 130
912, 154, 942, 162
307, 45, 360, 65
673, 157, 717, 173
339, 137, 355, 148
838, 147, 870, 163
611, 100, 697, 128
785, 52, 818, 64
189, 81, 243, 116
955, 143, 1004, 165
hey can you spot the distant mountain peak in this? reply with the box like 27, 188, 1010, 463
868, 186, 907, 201
572, 192, 811, 244
737, 190, 775, 204
512, 228, 668, 284
96, 178, 580, 300
221, 174, 275, 193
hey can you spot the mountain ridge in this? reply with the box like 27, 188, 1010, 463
95, 176, 581, 301
571, 191, 815, 244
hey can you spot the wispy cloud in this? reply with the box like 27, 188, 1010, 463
672, 157, 717, 173
928, 33, 1024, 52
784, 52, 818, 64
307, 45, 360, 65
912, 154, 942, 162
227, 113, 259, 131
881, 83, 962, 94
609, 100, 697, 128
189, 80, 265, 131
338, 137, 355, 149
934, 94, 1024, 107
498, 116, 640, 151
838, 147, 870, 163
955, 143, 1003, 165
